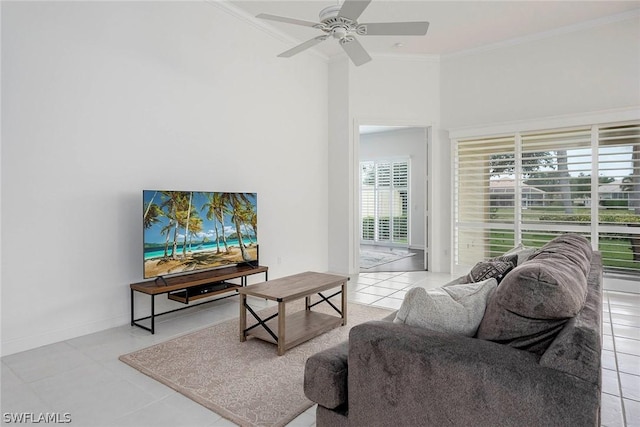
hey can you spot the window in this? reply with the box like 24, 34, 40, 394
598, 124, 640, 273
360, 159, 410, 246
454, 122, 640, 275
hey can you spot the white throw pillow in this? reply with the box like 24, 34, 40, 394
393, 278, 497, 337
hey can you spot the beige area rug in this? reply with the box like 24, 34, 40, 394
119, 300, 393, 427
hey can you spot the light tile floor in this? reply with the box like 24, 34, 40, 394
1, 271, 638, 426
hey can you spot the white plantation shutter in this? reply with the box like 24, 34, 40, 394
360, 162, 376, 241
598, 123, 640, 273
454, 121, 640, 277
360, 159, 410, 245
518, 128, 592, 246
377, 162, 392, 241
454, 135, 516, 265
393, 162, 409, 243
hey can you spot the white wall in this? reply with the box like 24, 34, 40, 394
327, 59, 351, 275
328, 15, 640, 277
327, 56, 446, 274
1, 1, 329, 356
359, 127, 427, 249
351, 56, 440, 123
442, 14, 640, 276
441, 15, 640, 129
4, 3, 638, 356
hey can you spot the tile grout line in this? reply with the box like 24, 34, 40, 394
607, 291, 628, 427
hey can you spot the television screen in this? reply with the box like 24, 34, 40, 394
143, 190, 258, 279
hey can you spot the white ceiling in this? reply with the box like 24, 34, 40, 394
229, 0, 640, 59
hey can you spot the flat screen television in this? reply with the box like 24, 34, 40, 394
143, 190, 258, 279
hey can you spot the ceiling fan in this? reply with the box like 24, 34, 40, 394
257, 0, 429, 66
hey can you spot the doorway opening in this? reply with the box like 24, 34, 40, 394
358, 125, 428, 272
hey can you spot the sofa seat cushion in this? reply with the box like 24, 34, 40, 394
393, 278, 497, 337
477, 234, 592, 354
304, 341, 349, 409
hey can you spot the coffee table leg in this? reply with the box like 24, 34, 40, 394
240, 293, 247, 342
341, 281, 347, 326
277, 301, 286, 356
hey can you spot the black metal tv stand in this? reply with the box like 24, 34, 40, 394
130, 264, 268, 334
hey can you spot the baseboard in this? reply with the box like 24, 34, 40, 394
1, 314, 130, 357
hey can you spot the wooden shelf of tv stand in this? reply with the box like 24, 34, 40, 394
130, 264, 268, 295
167, 281, 242, 304
130, 264, 268, 334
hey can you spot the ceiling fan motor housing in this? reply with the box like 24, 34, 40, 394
318, 5, 367, 40
318, 5, 342, 22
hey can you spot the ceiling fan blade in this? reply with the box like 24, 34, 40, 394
340, 37, 372, 66
359, 21, 430, 36
338, 0, 372, 21
257, 13, 320, 28
278, 36, 328, 58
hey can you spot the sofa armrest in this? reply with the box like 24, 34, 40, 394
348, 321, 600, 427
304, 341, 349, 409
540, 251, 603, 385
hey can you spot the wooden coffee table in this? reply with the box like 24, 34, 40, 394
239, 271, 348, 355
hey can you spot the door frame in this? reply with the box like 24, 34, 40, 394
352, 118, 432, 272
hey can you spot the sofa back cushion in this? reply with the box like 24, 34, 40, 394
528, 233, 592, 277
476, 234, 592, 355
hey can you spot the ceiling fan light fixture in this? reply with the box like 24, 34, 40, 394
332, 26, 349, 39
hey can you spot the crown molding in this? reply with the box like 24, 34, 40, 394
205, 0, 330, 63
442, 8, 640, 61
448, 106, 640, 140
203, 1, 638, 67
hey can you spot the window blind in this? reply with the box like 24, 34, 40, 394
454, 121, 640, 275
598, 123, 640, 273
454, 135, 516, 265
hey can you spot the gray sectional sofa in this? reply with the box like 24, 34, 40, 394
304, 234, 603, 426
